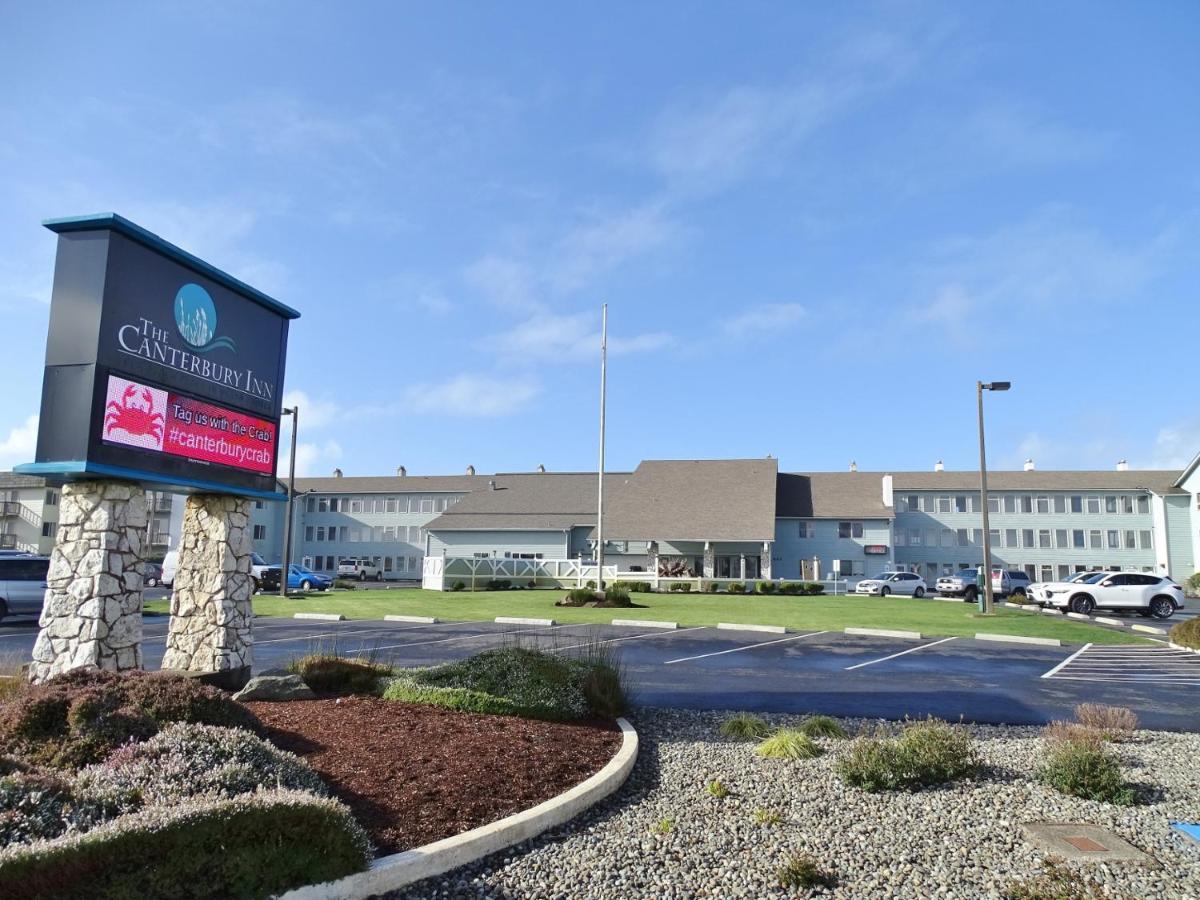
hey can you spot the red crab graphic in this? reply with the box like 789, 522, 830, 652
105, 385, 164, 443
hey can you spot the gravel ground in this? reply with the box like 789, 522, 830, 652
385, 709, 1200, 899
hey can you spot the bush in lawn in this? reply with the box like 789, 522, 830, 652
777, 582, 800, 595
756, 729, 823, 760
1038, 738, 1135, 805
801, 582, 825, 595
0, 670, 260, 770
602, 585, 633, 607
559, 587, 596, 607
726, 583, 746, 594
1073, 703, 1138, 741
798, 715, 847, 739
837, 719, 978, 791
1170, 615, 1200, 650
484, 579, 512, 591
287, 654, 392, 695
755, 580, 775, 594
718, 712, 770, 741
385, 646, 626, 720
612, 581, 652, 594
702, 582, 720, 593
668, 582, 692, 592
451, 580, 466, 592
0, 789, 370, 899
1186, 572, 1200, 597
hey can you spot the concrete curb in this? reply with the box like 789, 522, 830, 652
495, 617, 556, 627
1131, 624, 1168, 635
385, 615, 440, 624
717, 622, 787, 634
845, 627, 922, 640
975, 632, 1062, 647
1039, 608, 1063, 616
281, 718, 639, 900
293, 612, 345, 621
1010, 605, 1039, 613
1066, 612, 1091, 621
1094, 616, 1126, 627
611, 619, 678, 629
1169, 641, 1200, 655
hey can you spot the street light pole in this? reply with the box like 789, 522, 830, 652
280, 406, 298, 598
976, 381, 1010, 614
596, 304, 608, 594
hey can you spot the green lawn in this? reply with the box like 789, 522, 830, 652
146, 588, 1148, 645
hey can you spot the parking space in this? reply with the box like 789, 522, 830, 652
1042, 643, 1200, 686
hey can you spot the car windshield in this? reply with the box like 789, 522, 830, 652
956, 569, 976, 579
871, 574, 892, 581
1082, 573, 1108, 583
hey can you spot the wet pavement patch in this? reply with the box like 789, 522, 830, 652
1022, 823, 1153, 863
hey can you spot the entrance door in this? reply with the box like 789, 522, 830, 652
800, 559, 814, 580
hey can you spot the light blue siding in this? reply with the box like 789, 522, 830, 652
1165, 496, 1194, 580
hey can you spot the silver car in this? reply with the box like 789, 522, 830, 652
0, 555, 49, 622
854, 572, 928, 597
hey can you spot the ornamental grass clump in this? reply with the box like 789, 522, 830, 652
777, 852, 836, 890
837, 718, 978, 792
704, 778, 729, 798
797, 715, 847, 739
1073, 704, 1138, 742
718, 712, 771, 741
1037, 738, 1136, 805
288, 653, 392, 695
756, 729, 823, 760
1005, 857, 1108, 899
1170, 616, 1200, 650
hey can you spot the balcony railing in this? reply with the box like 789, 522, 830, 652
149, 532, 171, 547
0, 534, 17, 549
0, 501, 21, 518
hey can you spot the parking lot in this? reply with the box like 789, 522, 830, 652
2, 612, 1196, 731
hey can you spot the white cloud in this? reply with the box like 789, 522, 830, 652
279, 439, 344, 479
1148, 422, 1200, 470
463, 254, 542, 312
403, 374, 541, 417
550, 203, 680, 292
0, 414, 39, 471
964, 102, 1110, 168
280, 390, 340, 430
489, 311, 673, 363
723, 303, 807, 337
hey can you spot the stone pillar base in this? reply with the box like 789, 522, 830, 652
29, 481, 146, 683
161, 495, 254, 688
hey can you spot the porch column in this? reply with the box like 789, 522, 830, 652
761, 541, 772, 580
739, 553, 746, 580
702, 542, 714, 579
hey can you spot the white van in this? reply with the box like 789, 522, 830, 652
161, 550, 271, 591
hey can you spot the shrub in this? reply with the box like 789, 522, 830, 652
585, 580, 596, 590
777, 852, 836, 890
777, 582, 800, 595
612, 581, 652, 594
0, 769, 98, 847
704, 778, 729, 798
0, 670, 260, 770
602, 585, 633, 607
756, 729, 823, 760
719, 712, 771, 741
1038, 739, 1135, 805
668, 582, 692, 592
801, 582, 825, 595
451, 580, 466, 592
484, 579, 512, 591
332, 578, 360, 590
1073, 704, 1138, 741
1042, 720, 1104, 749
560, 587, 596, 607
1005, 858, 1108, 900
837, 719, 978, 791
755, 581, 775, 594
1170, 616, 1200, 650
726, 583, 746, 594
288, 654, 392, 695
0, 790, 370, 899
385, 646, 625, 721
1186, 572, 1200, 597
1006, 592, 1032, 606
753, 807, 782, 826
798, 715, 848, 739
702, 582, 720, 593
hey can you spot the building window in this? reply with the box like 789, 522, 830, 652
909, 529, 922, 546
1070, 495, 1083, 513
1089, 530, 1101, 549
956, 528, 969, 547
252, 525, 266, 541
1106, 530, 1120, 549
1040, 564, 1054, 582
42, 522, 57, 538
1072, 529, 1085, 548
1036, 497, 1050, 514
44, 490, 58, 506
894, 530, 906, 546
1124, 530, 1136, 550
937, 497, 952, 513
987, 497, 999, 513
338, 526, 348, 541
921, 496, 936, 513
972, 528, 982, 545
436, 497, 448, 512
325, 555, 335, 570
1005, 528, 1018, 548
1055, 529, 1068, 549
254, 499, 264, 510
797, 521, 814, 539
1138, 530, 1152, 550
1053, 496, 1065, 514
906, 495, 918, 512
940, 528, 954, 547
989, 528, 1001, 547
1121, 496, 1134, 514
316, 526, 326, 541
420, 498, 434, 514
318, 497, 328, 513
837, 522, 863, 539
306, 497, 316, 513
1038, 530, 1051, 548
1004, 496, 1017, 513
1137, 495, 1149, 514
386, 497, 397, 513
955, 496, 968, 513
1105, 496, 1118, 514
1021, 529, 1034, 548
304, 526, 314, 541
1021, 496, 1033, 513
1086, 497, 1100, 514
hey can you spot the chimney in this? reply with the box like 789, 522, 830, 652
1116, 459, 1129, 471
537, 464, 546, 473
333, 468, 343, 478
849, 460, 857, 472
396, 466, 407, 477
881, 474, 894, 508
488, 480, 497, 491
934, 460, 944, 472
1024, 458, 1036, 471
466, 465, 475, 476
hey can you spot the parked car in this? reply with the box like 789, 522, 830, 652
337, 557, 384, 581
1030, 571, 1184, 618
142, 561, 163, 587
936, 568, 1030, 602
854, 572, 927, 597
0, 554, 50, 622
260, 564, 334, 593
163, 550, 271, 590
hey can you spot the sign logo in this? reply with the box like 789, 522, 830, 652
174, 283, 237, 353
104, 376, 168, 451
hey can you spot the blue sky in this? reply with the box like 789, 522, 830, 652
1, 1, 1197, 478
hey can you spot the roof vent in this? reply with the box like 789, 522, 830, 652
1116, 459, 1129, 471
849, 460, 857, 472
537, 464, 546, 473
466, 465, 475, 476
934, 460, 944, 472
396, 466, 407, 477
333, 468, 343, 478
1024, 458, 1036, 471
488, 480, 497, 491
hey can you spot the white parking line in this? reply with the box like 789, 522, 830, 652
253, 621, 457, 645
551, 626, 708, 654
663, 630, 829, 665
369, 622, 589, 653
844, 636, 958, 671
1040, 643, 1093, 679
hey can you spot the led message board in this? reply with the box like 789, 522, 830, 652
17, 214, 299, 500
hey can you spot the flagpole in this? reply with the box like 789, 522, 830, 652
596, 304, 607, 593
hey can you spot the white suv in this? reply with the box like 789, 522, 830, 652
1031, 571, 1184, 619
337, 557, 384, 581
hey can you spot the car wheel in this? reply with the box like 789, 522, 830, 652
914, 587, 925, 598
375, 571, 383, 582
880, 587, 890, 597
1149, 597, 1175, 619
1070, 595, 1095, 616
300, 579, 313, 591
964, 588, 978, 603
358, 571, 366, 581
145, 577, 157, 587
0, 599, 7, 623
1011, 588, 1027, 599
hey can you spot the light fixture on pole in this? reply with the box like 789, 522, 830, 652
279, 406, 298, 598
977, 381, 1010, 614
596, 304, 608, 594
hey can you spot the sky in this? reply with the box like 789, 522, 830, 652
1, 1, 1197, 478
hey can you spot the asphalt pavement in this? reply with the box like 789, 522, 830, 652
1, 611, 1197, 731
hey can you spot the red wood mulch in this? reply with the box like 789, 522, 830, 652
245, 697, 621, 855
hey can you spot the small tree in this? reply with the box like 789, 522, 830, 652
657, 556, 694, 578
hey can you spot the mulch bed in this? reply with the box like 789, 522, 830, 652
245, 697, 622, 855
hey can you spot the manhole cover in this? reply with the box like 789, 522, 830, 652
1022, 823, 1152, 863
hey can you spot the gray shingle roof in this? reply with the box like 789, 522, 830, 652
427, 473, 604, 531
599, 459, 779, 542
889, 470, 1185, 495
0, 472, 46, 489
293, 474, 493, 494
776, 473, 891, 519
